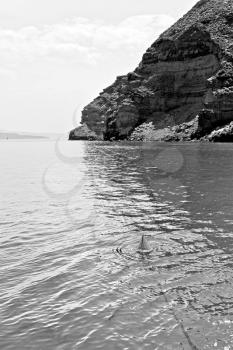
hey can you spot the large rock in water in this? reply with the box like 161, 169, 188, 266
69, 0, 233, 141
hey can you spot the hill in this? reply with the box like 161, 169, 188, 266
70, 0, 233, 142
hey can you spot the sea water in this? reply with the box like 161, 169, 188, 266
1, 140, 233, 350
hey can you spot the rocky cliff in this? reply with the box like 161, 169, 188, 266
69, 0, 233, 141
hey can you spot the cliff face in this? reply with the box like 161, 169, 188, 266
69, 0, 233, 141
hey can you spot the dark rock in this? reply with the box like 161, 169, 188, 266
206, 122, 233, 141
69, 123, 98, 140
70, 0, 233, 142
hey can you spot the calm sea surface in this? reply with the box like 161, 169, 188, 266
1, 140, 233, 350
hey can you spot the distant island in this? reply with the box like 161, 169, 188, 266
0, 131, 61, 140
0, 132, 47, 140
70, 0, 233, 142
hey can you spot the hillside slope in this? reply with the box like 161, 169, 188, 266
70, 0, 233, 141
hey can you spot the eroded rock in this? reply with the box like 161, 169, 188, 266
70, 0, 233, 142
206, 122, 233, 142
69, 123, 98, 141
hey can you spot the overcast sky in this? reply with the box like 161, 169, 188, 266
0, 0, 197, 133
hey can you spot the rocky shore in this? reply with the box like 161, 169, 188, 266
70, 0, 233, 142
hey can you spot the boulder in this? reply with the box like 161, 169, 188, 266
69, 123, 98, 141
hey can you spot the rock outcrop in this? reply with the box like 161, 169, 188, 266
69, 123, 98, 140
206, 121, 233, 141
69, 0, 233, 141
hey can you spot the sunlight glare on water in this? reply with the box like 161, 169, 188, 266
1, 140, 233, 350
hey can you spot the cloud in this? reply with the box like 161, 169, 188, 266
93, 15, 174, 51
0, 14, 175, 67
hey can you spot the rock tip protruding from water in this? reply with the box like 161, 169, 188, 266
137, 234, 153, 254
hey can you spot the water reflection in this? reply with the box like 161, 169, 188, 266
1, 141, 233, 350
82, 142, 233, 349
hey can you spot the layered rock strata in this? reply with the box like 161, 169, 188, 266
70, 0, 233, 142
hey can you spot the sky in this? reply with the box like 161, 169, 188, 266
0, 0, 198, 133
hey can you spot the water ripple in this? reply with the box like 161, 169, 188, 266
1, 141, 233, 349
